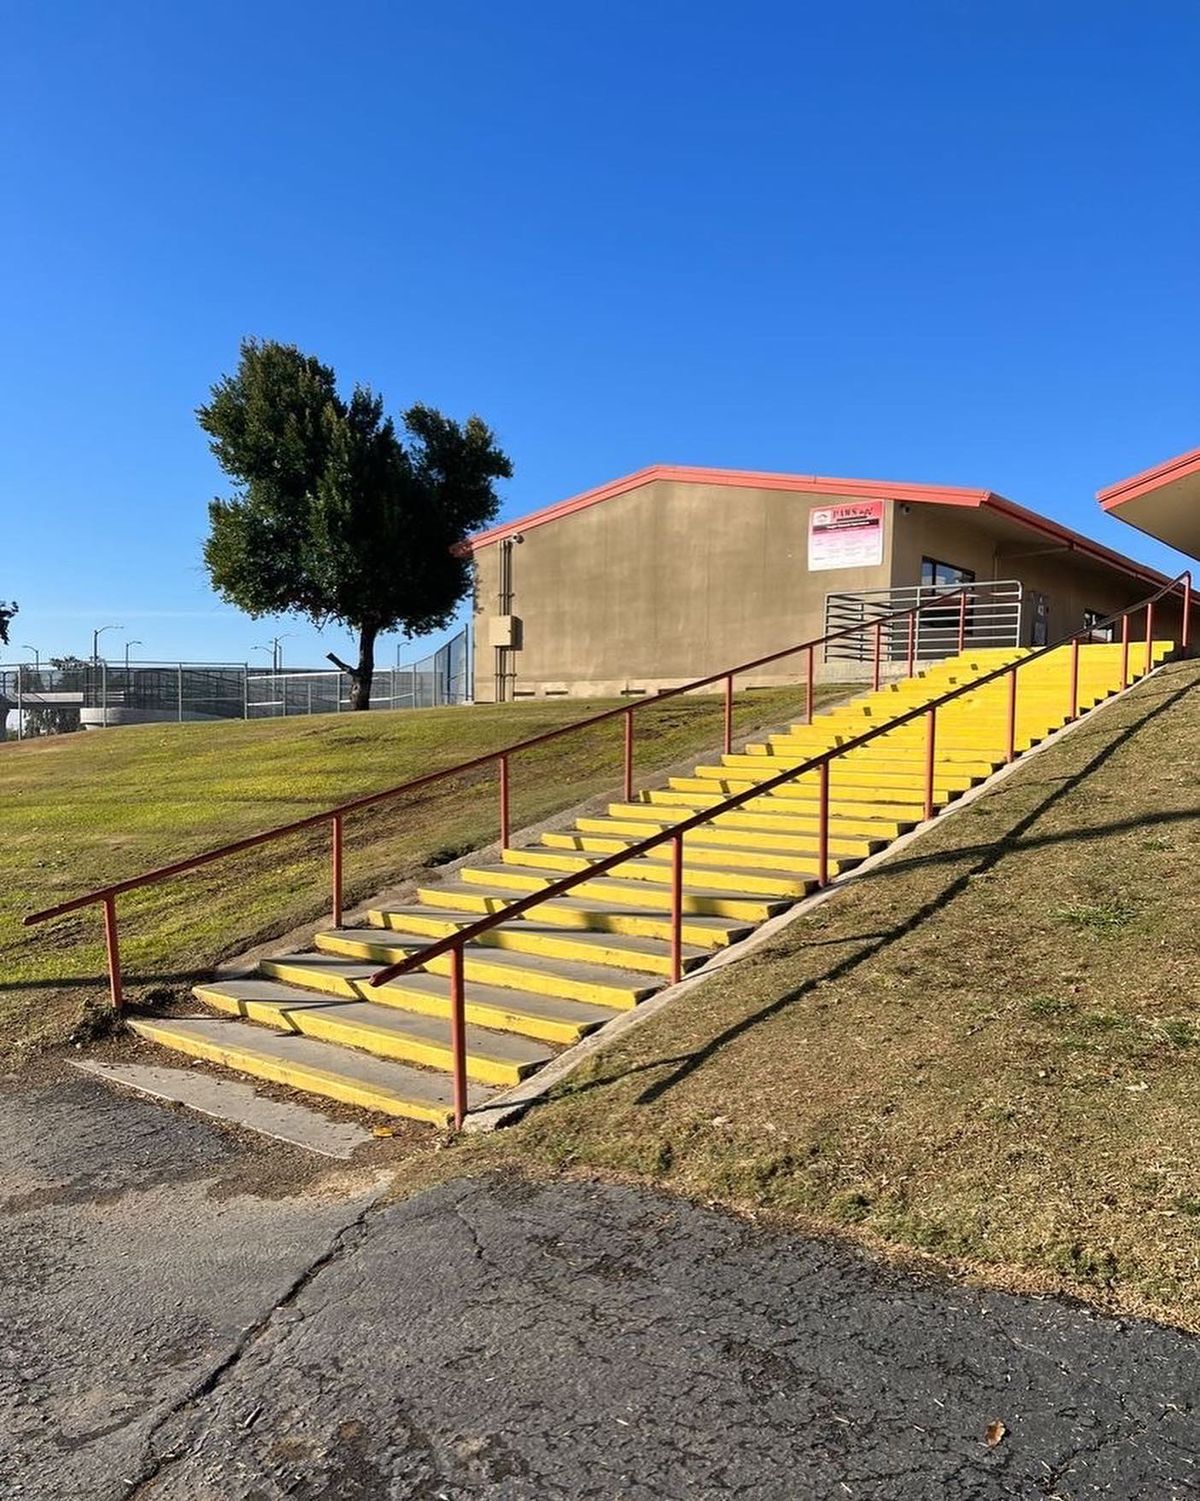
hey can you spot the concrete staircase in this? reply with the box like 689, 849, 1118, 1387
129, 641, 1173, 1125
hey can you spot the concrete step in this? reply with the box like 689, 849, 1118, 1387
495, 847, 817, 898
128, 1013, 491, 1125
605, 801, 906, 840
752, 741, 1004, 770
569, 817, 881, 857
817, 684, 1107, 713
783, 726, 1049, 749
274, 940, 658, 1011
324, 917, 702, 983
709, 755, 979, 789
193, 979, 553, 1087
456, 863, 791, 921
367, 904, 709, 977
659, 780, 934, 816
689, 766, 967, 800
728, 748, 1000, 778
416, 882, 753, 947
540, 829, 861, 874
643, 787, 922, 822
694, 761, 975, 792
328, 964, 616, 1045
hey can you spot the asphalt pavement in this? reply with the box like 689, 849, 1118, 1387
3, 1069, 1198, 1500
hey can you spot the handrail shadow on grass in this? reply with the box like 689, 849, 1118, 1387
620, 666, 1200, 1108
0, 969, 208, 996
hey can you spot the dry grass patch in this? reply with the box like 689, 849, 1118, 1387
488, 662, 1200, 1326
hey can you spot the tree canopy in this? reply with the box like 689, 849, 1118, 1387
0, 600, 15, 645
198, 339, 511, 708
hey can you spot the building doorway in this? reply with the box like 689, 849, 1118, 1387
1029, 591, 1050, 647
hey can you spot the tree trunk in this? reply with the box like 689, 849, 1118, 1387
327, 623, 377, 711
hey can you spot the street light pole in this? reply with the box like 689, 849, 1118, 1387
92, 624, 122, 667
253, 636, 290, 670
124, 640, 143, 672
21, 645, 39, 671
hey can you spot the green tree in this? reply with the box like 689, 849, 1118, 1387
0, 599, 15, 645
198, 339, 511, 709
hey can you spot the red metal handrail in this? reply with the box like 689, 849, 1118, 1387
23, 580, 1005, 1013
368, 570, 1191, 1127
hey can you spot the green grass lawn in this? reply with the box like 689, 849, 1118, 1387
479, 661, 1200, 1329
2, 684, 830, 1052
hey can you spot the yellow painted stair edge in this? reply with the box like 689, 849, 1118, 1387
193, 988, 533, 1088
128, 1017, 453, 1125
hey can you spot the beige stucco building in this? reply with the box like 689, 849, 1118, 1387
467, 465, 1185, 702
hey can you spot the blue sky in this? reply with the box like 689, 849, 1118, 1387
2, 0, 1197, 668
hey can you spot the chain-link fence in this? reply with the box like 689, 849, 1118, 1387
0, 661, 248, 734
1, 629, 471, 736
245, 628, 469, 718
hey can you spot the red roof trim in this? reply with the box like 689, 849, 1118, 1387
466, 464, 992, 550
1097, 446, 1200, 511
465, 463, 1174, 590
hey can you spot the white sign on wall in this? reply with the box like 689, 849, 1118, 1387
807, 500, 884, 571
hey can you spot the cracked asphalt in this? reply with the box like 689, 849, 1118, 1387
3, 1071, 1200, 1499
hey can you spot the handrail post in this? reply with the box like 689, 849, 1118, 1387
806, 644, 814, 725
1183, 573, 1192, 651
102, 894, 124, 1012
449, 944, 467, 1131
670, 833, 684, 984
923, 707, 937, 821
1069, 639, 1079, 721
499, 754, 510, 849
957, 590, 967, 653
623, 708, 634, 802
331, 813, 344, 928
1145, 601, 1154, 675
817, 761, 830, 888
872, 621, 882, 692
723, 673, 734, 757
1006, 668, 1018, 764
1121, 611, 1131, 688
907, 610, 916, 677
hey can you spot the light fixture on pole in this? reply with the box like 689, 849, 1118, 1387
21, 645, 39, 671
92, 624, 122, 667
124, 640, 143, 672
253, 635, 291, 671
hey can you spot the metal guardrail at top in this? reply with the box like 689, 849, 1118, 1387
824, 581, 1024, 663
366, 570, 1192, 1128
22, 579, 1004, 1002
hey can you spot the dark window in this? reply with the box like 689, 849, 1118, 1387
921, 557, 976, 588
920, 558, 976, 646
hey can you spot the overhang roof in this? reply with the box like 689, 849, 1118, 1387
468, 463, 1176, 589
1098, 447, 1200, 560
